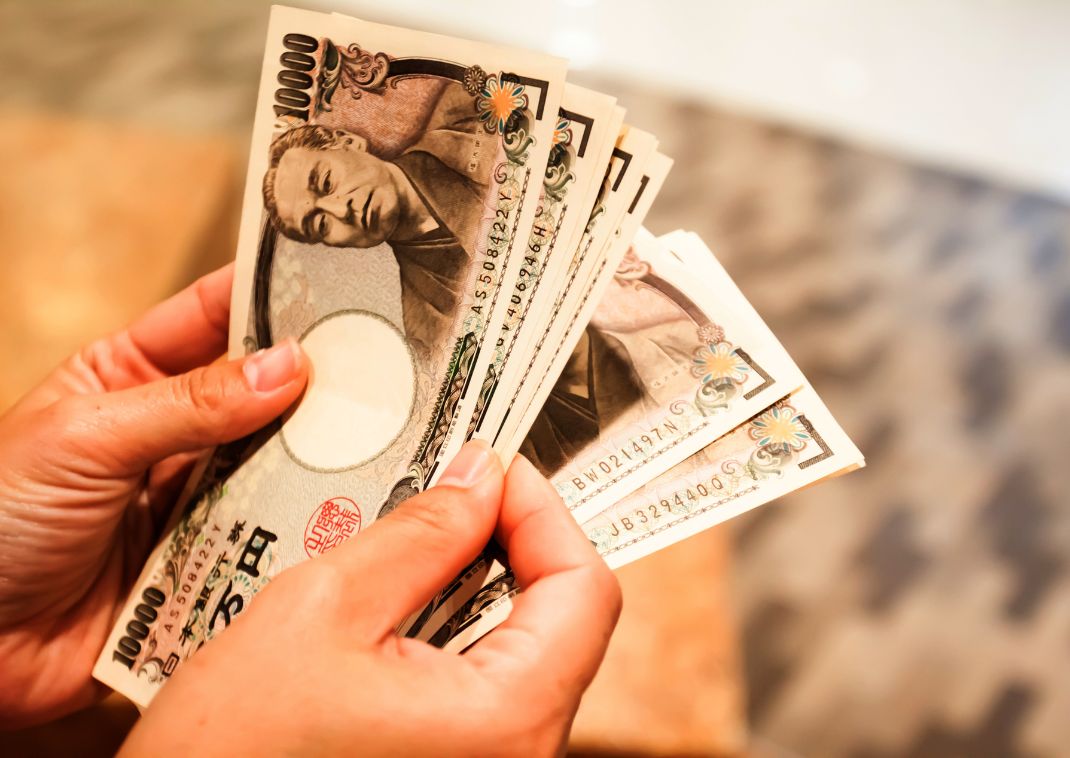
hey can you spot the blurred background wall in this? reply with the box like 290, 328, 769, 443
2, 2, 1069, 757
352, 0, 1070, 201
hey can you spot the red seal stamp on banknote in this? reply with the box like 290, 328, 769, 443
304, 497, 362, 558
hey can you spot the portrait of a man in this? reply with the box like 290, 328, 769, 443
261, 80, 496, 358
521, 256, 702, 475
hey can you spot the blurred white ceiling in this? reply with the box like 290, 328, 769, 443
336, 0, 1070, 200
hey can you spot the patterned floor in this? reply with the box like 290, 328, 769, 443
3, 2, 1069, 755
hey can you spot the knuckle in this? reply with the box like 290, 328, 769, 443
46, 394, 87, 430
74, 338, 108, 376
47, 395, 95, 444
72, 336, 127, 383
173, 368, 231, 421
38, 396, 112, 469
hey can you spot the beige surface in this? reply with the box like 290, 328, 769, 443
0, 109, 240, 409
571, 527, 748, 757
1, 113, 745, 756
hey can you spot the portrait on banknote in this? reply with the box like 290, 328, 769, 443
261, 79, 495, 358
243, 31, 559, 482
520, 247, 705, 474
253, 51, 533, 363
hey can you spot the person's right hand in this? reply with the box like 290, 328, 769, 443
121, 442, 622, 757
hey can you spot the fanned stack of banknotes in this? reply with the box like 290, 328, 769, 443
94, 6, 864, 706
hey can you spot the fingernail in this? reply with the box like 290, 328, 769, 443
437, 440, 496, 489
243, 338, 302, 392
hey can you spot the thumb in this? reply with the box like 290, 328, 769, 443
315, 440, 505, 640
77, 339, 307, 474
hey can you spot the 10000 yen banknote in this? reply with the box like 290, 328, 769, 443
395, 134, 655, 641
449, 85, 622, 455
485, 126, 658, 453
405, 154, 673, 651
584, 384, 864, 569
94, 6, 567, 707
515, 227, 806, 525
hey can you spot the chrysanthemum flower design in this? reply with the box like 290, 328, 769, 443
692, 341, 749, 384
697, 323, 725, 346
477, 75, 527, 134
463, 65, 487, 95
748, 406, 810, 451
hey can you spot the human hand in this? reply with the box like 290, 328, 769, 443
0, 265, 309, 727
121, 443, 622, 757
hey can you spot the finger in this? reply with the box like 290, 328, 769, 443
125, 263, 234, 375
65, 338, 306, 475
466, 455, 622, 694
315, 441, 504, 640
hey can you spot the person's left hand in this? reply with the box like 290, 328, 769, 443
0, 265, 309, 727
